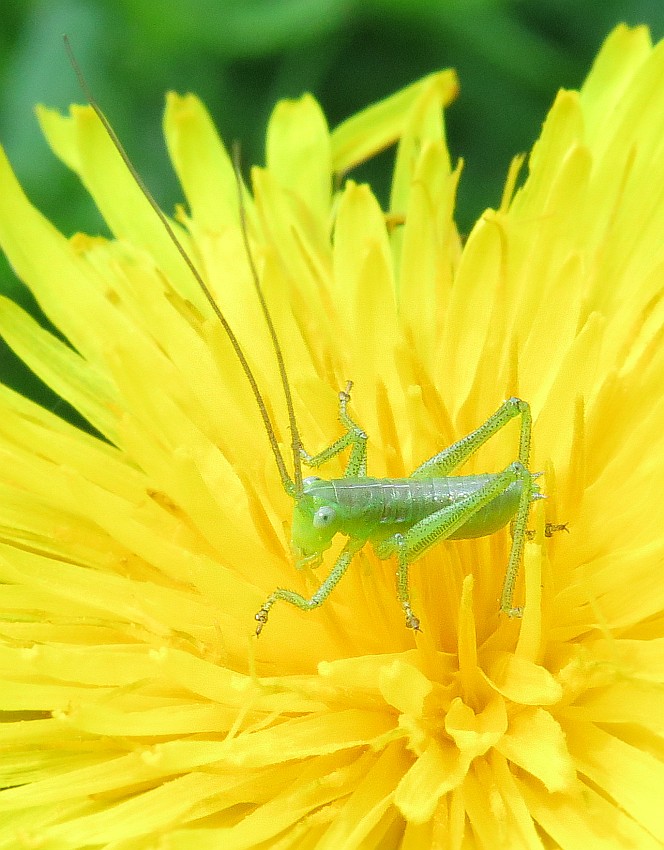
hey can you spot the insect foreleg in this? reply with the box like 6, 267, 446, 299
300, 381, 368, 476
411, 397, 532, 479
255, 537, 364, 636
376, 461, 534, 629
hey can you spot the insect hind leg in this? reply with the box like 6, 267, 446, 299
410, 397, 532, 479
300, 381, 368, 476
376, 460, 535, 629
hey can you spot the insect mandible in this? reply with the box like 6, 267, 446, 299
65, 39, 544, 638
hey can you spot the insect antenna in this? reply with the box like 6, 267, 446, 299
231, 144, 303, 495
63, 36, 298, 497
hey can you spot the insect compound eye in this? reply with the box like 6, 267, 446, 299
313, 506, 337, 529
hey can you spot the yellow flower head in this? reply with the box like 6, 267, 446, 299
1, 23, 663, 849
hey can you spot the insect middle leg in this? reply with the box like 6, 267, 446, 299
300, 381, 368, 476
376, 460, 535, 629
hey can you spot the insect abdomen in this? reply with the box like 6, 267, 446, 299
329, 475, 523, 541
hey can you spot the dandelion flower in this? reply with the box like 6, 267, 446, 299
1, 22, 664, 849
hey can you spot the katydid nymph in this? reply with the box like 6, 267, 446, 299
66, 39, 544, 637
255, 386, 541, 634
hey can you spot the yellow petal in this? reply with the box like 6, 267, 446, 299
565, 721, 664, 843
330, 70, 458, 175
395, 740, 469, 824
482, 651, 563, 706
496, 707, 576, 793
266, 93, 332, 222
444, 693, 508, 759
164, 92, 240, 231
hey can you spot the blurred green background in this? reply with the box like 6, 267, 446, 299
1, 0, 663, 426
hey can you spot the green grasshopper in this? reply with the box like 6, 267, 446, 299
67, 40, 543, 637
255, 384, 540, 635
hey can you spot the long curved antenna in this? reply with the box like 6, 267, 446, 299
64, 36, 297, 497
231, 144, 303, 494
